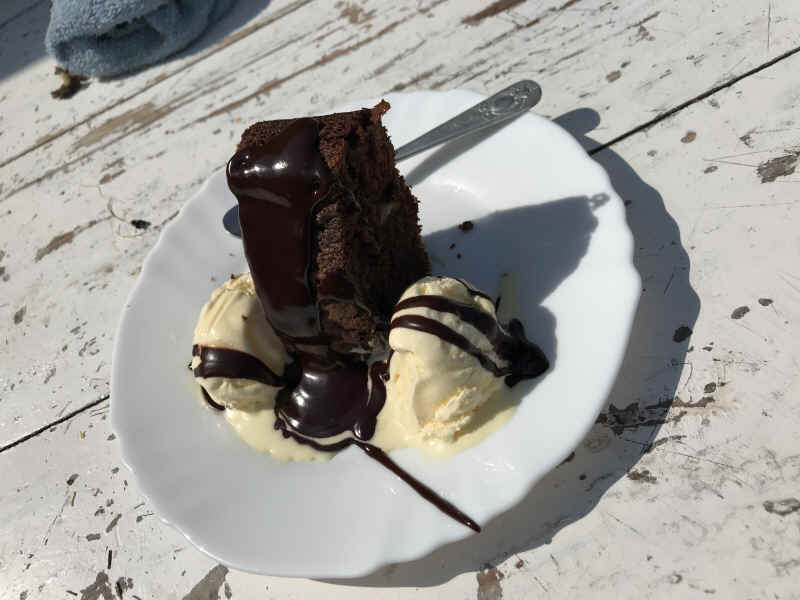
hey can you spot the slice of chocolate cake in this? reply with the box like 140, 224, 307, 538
227, 102, 429, 357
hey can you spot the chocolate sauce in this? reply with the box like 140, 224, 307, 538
192, 345, 284, 387
356, 442, 480, 532
201, 388, 225, 411
357, 359, 390, 440
227, 118, 334, 350
502, 318, 549, 386
193, 344, 283, 411
392, 293, 549, 386
391, 314, 507, 377
227, 118, 376, 439
276, 359, 368, 438
454, 277, 493, 304
268, 356, 388, 440
273, 407, 480, 533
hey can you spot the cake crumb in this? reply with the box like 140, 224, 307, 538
672, 325, 692, 342
731, 306, 750, 319
458, 220, 474, 232
130, 219, 151, 230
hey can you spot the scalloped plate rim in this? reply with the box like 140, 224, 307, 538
111, 88, 640, 578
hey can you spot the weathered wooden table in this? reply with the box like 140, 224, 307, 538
2, 1, 799, 598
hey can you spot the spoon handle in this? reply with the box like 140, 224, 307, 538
393, 80, 542, 161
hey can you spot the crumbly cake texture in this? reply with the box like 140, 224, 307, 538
237, 102, 430, 354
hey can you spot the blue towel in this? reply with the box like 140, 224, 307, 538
45, 0, 234, 77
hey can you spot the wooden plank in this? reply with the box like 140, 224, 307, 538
0, 0, 50, 114
0, 0, 314, 168
1, 0, 800, 451
1, 18, 800, 600
3, 40, 800, 592
3, 0, 800, 171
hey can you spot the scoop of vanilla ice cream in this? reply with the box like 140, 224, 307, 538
387, 276, 508, 442
192, 273, 288, 410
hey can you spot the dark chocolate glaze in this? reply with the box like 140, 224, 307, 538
227, 118, 334, 350
502, 318, 550, 386
355, 360, 390, 440
392, 294, 549, 386
391, 314, 507, 377
273, 405, 480, 533
454, 277, 493, 304
356, 442, 480, 532
192, 344, 284, 387
227, 118, 376, 439
200, 388, 225, 411
269, 356, 388, 441
276, 359, 368, 438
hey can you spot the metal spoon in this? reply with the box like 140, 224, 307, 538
222, 79, 542, 237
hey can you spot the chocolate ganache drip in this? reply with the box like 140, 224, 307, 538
227, 118, 375, 440
192, 344, 284, 387
227, 118, 332, 349
392, 287, 549, 386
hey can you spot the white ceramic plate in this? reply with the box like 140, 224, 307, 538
111, 89, 640, 577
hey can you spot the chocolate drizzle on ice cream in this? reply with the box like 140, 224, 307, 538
392, 290, 549, 386
192, 344, 284, 387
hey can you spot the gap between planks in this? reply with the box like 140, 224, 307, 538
0, 395, 109, 455
2, 4, 799, 173
588, 44, 800, 156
